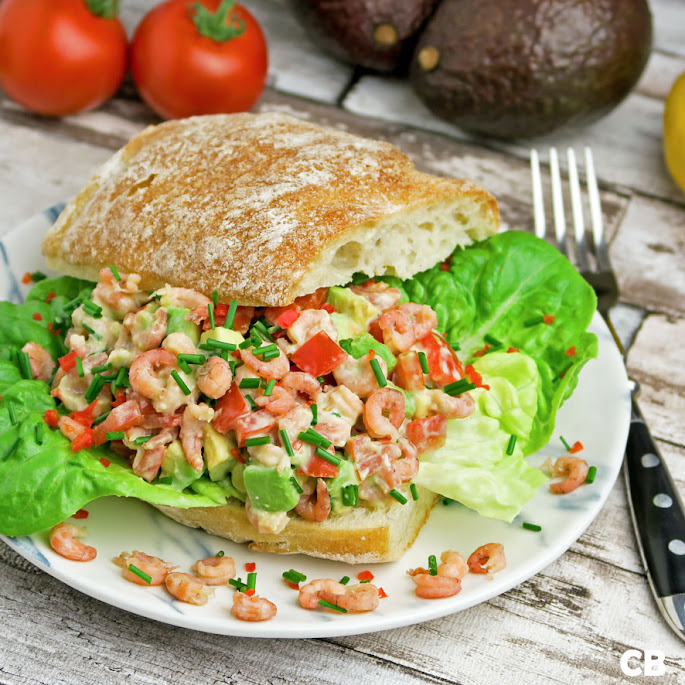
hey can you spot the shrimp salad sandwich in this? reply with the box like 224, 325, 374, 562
0, 113, 598, 563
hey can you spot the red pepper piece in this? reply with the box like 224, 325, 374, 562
285, 579, 299, 590
507, 347, 519, 353
393, 351, 425, 391
93, 400, 144, 446
245, 588, 255, 597
21, 272, 31, 285
357, 570, 374, 581
213, 384, 250, 434
378, 587, 388, 599
543, 314, 556, 325
297, 445, 339, 478
99, 457, 110, 468
565, 346, 576, 357
320, 302, 335, 314
72, 509, 89, 519
69, 401, 99, 428
414, 332, 463, 385
71, 430, 94, 452
112, 389, 127, 407
45, 292, 56, 303
274, 308, 300, 329
58, 351, 79, 372
473, 344, 490, 358
569, 441, 584, 454
290, 331, 347, 377
245, 562, 256, 572
464, 364, 490, 391
32, 312, 43, 321
406, 415, 447, 454
44, 409, 59, 428
230, 447, 246, 464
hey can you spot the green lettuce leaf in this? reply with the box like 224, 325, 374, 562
414, 352, 548, 521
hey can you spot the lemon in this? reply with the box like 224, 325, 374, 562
664, 72, 685, 193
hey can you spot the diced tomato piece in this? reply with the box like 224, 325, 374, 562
321, 303, 335, 314
291, 331, 347, 377
232, 306, 255, 334
44, 409, 59, 427
112, 389, 127, 407
406, 415, 447, 455
99, 457, 110, 468
139, 412, 183, 429
71, 430, 94, 452
368, 318, 383, 343
357, 570, 374, 581
69, 401, 100, 428
204, 303, 228, 330
93, 400, 144, 446
230, 447, 246, 464
345, 435, 386, 479
72, 509, 89, 519
297, 445, 339, 478
565, 346, 576, 357
294, 288, 328, 310
275, 308, 300, 329
245, 588, 255, 597
464, 364, 489, 391
264, 304, 298, 326
245, 562, 256, 572
21, 272, 31, 285
393, 351, 425, 391
212, 383, 250, 434
415, 332, 464, 385
473, 344, 490, 358
32, 312, 43, 321
507, 347, 520, 353
233, 409, 278, 446
569, 441, 584, 454
45, 291, 56, 303
47, 322, 60, 336
543, 314, 556, 325
285, 579, 299, 590
58, 350, 79, 372
378, 587, 388, 599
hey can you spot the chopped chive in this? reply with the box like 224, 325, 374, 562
109, 265, 122, 282
216, 550, 225, 557
75, 356, 84, 378
560, 435, 571, 451
246, 395, 258, 411
280, 429, 294, 457
263, 350, 281, 362
442, 497, 455, 505
264, 379, 276, 397
316, 376, 325, 383
342, 483, 359, 506
586, 466, 597, 484
229, 360, 236, 375
100, 372, 118, 382
115, 366, 129, 389
253, 320, 274, 342
245, 436, 271, 447
339, 575, 350, 585
177, 353, 206, 365
298, 429, 332, 448
318, 599, 347, 613
92, 409, 111, 426
428, 554, 438, 576
283, 569, 306, 583
224, 301, 238, 329
247, 572, 257, 591
91, 363, 112, 374
200, 339, 237, 352
267, 324, 281, 335
239, 378, 260, 389
158, 477, 173, 485
211, 291, 218, 308
133, 435, 152, 445
410, 483, 419, 501
359, 579, 371, 583
106, 431, 125, 441
418, 351, 429, 374
369, 357, 387, 388
18, 351, 32, 380
310, 403, 318, 426
82, 300, 103, 318
315, 446, 341, 466
178, 359, 191, 375
128, 564, 152, 584
444, 379, 477, 396
253, 343, 278, 358
30, 271, 47, 282
388, 489, 407, 504
207, 303, 215, 330
290, 476, 303, 494
170, 370, 191, 396
484, 333, 502, 347
506, 434, 517, 456
522, 522, 542, 532
82, 323, 101, 339
85, 375, 105, 402
229, 578, 248, 592
449, 341, 461, 351
35, 421, 45, 445
238, 339, 254, 350
7, 402, 17, 425
3, 436, 20, 459
523, 316, 544, 327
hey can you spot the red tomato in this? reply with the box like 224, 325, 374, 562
296, 445, 339, 478
415, 332, 464, 385
71, 429, 95, 452
0, 0, 127, 116
212, 383, 250, 434
233, 409, 278, 446
293, 288, 329, 310
93, 400, 144, 446
58, 351, 79, 373
345, 435, 385, 479
44, 409, 59, 428
69, 401, 100, 429
232, 306, 255, 335
406, 415, 447, 454
131, 0, 268, 120
393, 351, 425, 391
291, 331, 347, 377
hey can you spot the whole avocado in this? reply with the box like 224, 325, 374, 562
291, 0, 438, 72
409, 0, 652, 139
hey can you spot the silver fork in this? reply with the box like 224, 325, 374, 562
531, 148, 685, 643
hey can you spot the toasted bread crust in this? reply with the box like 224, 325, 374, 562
42, 112, 498, 306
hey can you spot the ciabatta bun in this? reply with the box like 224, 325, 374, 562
42, 112, 499, 307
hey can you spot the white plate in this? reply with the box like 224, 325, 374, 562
0, 206, 632, 638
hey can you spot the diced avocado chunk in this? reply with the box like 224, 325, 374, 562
200, 327, 244, 348
190, 479, 228, 504
203, 423, 237, 481
339, 333, 397, 372
216, 476, 245, 502
327, 459, 360, 512
166, 307, 200, 344
160, 440, 202, 490
330, 312, 363, 340
387, 380, 417, 419
243, 464, 300, 512
327, 286, 380, 329
231, 462, 246, 495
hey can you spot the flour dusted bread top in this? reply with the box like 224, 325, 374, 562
42, 112, 499, 306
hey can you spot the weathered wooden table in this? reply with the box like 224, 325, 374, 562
1, 1, 684, 683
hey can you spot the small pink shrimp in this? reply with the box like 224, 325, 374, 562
379, 309, 415, 353
196, 356, 233, 399
363, 388, 405, 439
438, 550, 469, 579
255, 385, 295, 415
548, 456, 590, 494
287, 309, 338, 346
22, 342, 55, 382
400, 303, 438, 339
350, 281, 401, 312
278, 403, 314, 442
332, 353, 388, 399
298, 578, 346, 609
113, 551, 176, 585
385, 438, 419, 485
295, 478, 331, 522
93, 267, 144, 317
57, 415, 88, 443
131, 429, 176, 482
411, 574, 462, 599
124, 307, 168, 352
232, 591, 277, 622
156, 285, 210, 310
162, 332, 197, 356
165, 572, 215, 605
280, 371, 321, 400
247, 444, 290, 470
180, 403, 214, 470
314, 413, 353, 447
467, 543, 506, 577
49, 523, 96, 562
191, 555, 236, 585
240, 346, 290, 380
426, 389, 475, 419
299, 579, 379, 613
129, 349, 177, 400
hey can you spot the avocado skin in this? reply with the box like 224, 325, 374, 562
409, 0, 652, 139
291, 0, 438, 73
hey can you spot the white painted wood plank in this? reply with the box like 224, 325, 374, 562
652, 0, 685, 57
636, 50, 685, 100
343, 76, 684, 205
119, 0, 353, 106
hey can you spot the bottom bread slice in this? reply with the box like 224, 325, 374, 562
153, 486, 439, 564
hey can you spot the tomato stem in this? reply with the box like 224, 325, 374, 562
85, 0, 120, 19
191, 0, 246, 42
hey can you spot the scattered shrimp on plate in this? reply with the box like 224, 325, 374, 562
467, 543, 506, 578
232, 591, 277, 622
165, 572, 215, 605
113, 551, 176, 585
192, 555, 236, 585
49, 522, 97, 562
